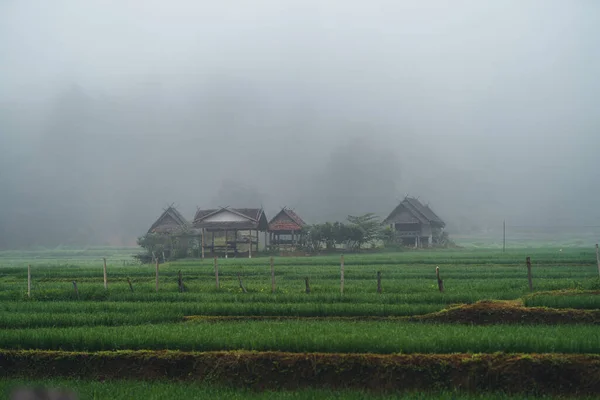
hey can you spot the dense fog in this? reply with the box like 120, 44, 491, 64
1, 1, 599, 247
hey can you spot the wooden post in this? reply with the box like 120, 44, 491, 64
155, 260, 159, 292
237, 273, 247, 293
248, 230, 252, 259
436, 266, 444, 292
270, 256, 275, 293
224, 231, 228, 259
72, 281, 79, 298
340, 254, 345, 295
127, 277, 134, 292
305, 277, 311, 294
178, 270, 185, 292
214, 256, 219, 289
201, 228, 205, 259
526, 257, 533, 292
103, 258, 108, 290
27, 264, 31, 298
377, 271, 382, 294
503, 220, 506, 253
596, 244, 600, 278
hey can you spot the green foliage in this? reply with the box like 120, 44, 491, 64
6, 379, 582, 400
0, 320, 598, 354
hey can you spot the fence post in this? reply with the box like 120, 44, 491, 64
305, 277, 311, 294
155, 260, 159, 292
526, 256, 533, 292
270, 256, 275, 293
377, 271, 382, 294
127, 277, 134, 292
238, 273, 247, 293
178, 270, 185, 293
340, 254, 345, 295
27, 264, 31, 298
103, 258, 108, 290
596, 244, 600, 278
214, 256, 219, 289
436, 266, 444, 292
72, 281, 79, 298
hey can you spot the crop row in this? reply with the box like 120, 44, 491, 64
0, 302, 444, 328
1, 321, 598, 354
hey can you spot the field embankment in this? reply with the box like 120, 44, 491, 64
1, 350, 599, 396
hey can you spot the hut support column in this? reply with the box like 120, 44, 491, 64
264, 231, 268, 251
234, 230, 238, 257
212, 231, 215, 255
248, 230, 252, 258
224, 231, 228, 258
414, 236, 418, 248
201, 229, 205, 259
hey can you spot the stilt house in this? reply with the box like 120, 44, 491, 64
382, 197, 445, 247
193, 207, 268, 258
268, 208, 306, 247
148, 206, 190, 234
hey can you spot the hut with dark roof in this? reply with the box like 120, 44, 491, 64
193, 207, 268, 258
382, 197, 445, 247
268, 208, 306, 248
145, 206, 193, 260
148, 206, 190, 234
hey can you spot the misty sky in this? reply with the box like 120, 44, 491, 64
1, 1, 599, 247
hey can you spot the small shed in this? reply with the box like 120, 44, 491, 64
382, 197, 445, 247
193, 207, 268, 258
268, 208, 306, 247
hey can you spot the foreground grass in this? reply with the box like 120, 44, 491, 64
3, 379, 593, 400
1, 321, 598, 354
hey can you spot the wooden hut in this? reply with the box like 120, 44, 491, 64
148, 206, 190, 234
268, 208, 306, 248
193, 207, 268, 258
146, 206, 193, 260
382, 197, 445, 247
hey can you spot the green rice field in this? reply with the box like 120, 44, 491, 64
0, 247, 598, 398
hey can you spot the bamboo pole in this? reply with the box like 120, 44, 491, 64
178, 270, 185, 293
340, 254, 345, 295
503, 220, 506, 253
27, 264, 31, 298
214, 256, 219, 289
155, 260, 159, 292
526, 257, 533, 292
305, 277, 311, 294
103, 258, 108, 290
270, 256, 275, 293
596, 244, 600, 278
127, 277, 134, 292
238, 273, 247, 293
436, 266, 444, 292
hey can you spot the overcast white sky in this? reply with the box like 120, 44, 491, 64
1, 0, 599, 245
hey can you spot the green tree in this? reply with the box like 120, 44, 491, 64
346, 213, 382, 249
